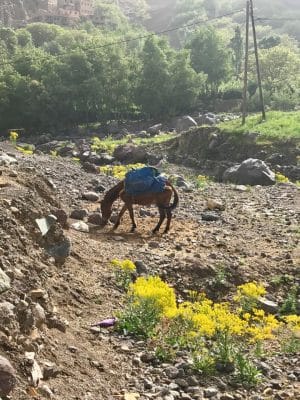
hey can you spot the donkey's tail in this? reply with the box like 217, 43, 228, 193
162, 181, 179, 210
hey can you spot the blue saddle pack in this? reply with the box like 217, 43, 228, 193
125, 166, 167, 195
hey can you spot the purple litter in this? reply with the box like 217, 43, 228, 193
91, 317, 117, 328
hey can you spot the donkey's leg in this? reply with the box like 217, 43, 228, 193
163, 208, 172, 234
113, 204, 127, 230
128, 204, 137, 233
152, 207, 166, 234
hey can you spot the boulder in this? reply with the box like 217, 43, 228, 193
70, 209, 88, 220
45, 236, 71, 264
223, 158, 275, 186
82, 192, 99, 202
107, 121, 119, 134
147, 123, 162, 135
87, 213, 103, 225
51, 209, 68, 228
0, 269, 11, 294
57, 144, 75, 157
81, 161, 99, 173
113, 144, 149, 163
36, 141, 59, 153
175, 116, 197, 132
89, 153, 115, 166
0, 302, 17, 331
71, 221, 89, 233
0, 356, 17, 397
0, 153, 17, 166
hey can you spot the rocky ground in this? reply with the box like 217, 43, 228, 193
0, 142, 299, 400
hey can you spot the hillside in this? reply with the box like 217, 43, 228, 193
0, 140, 299, 400
2, 0, 300, 41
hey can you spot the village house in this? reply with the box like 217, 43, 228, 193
34, 0, 94, 24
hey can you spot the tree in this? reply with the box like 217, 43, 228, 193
258, 35, 281, 49
250, 45, 300, 94
0, 28, 17, 53
16, 29, 32, 47
169, 50, 206, 114
187, 26, 231, 94
229, 26, 243, 78
136, 37, 173, 118
25, 23, 60, 47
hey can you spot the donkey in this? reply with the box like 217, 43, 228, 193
100, 180, 179, 233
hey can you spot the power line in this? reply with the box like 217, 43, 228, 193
0, 8, 244, 69
255, 17, 300, 21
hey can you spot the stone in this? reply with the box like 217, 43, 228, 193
35, 215, 57, 236
181, 394, 192, 400
82, 161, 98, 173
270, 380, 283, 389
70, 208, 88, 220
113, 144, 149, 164
29, 289, 47, 300
71, 221, 89, 233
148, 123, 163, 135
42, 361, 61, 380
201, 211, 221, 222
51, 208, 68, 228
220, 394, 235, 400
234, 185, 248, 192
82, 191, 99, 202
0, 301, 16, 330
223, 159, 275, 186
87, 213, 103, 225
206, 198, 225, 211
0, 356, 17, 397
45, 235, 72, 264
134, 260, 148, 275
47, 316, 68, 332
32, 303, 46, 328
107, 120, 119, 134
37, 384, 54, 398
174, 378, 188, 388
140, 353, 156, 363
0, 153, 17, 165
203, 387, 218, 398
175, 116, 197, 133
165, 366, 180, 379
95, 184, 106, 192
187, 376, 198, 386
0, 268, 11, 293
257, 297, 279, 314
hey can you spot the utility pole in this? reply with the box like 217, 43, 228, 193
242, 0, 250, 125
249, 0, 266, 120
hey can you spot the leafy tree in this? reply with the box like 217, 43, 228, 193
0, 28, 17, 53
93, 1, 129, 30
258, 35, 281, 49
250, 45, 300, 94
187, 26, 231, 94
16, 29, 32, 47
136, 37, 173, 118
229, 26, 243, 78
169, 50, 206, 114
25, 23, 60, 47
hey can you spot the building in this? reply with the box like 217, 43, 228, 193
74, 0, 94, 16
47, 0, 58, 11
29, 0, 94, 25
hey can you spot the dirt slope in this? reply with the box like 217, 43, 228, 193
0, 145, 299, 399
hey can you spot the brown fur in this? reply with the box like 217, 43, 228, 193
101, 180, 179, 233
